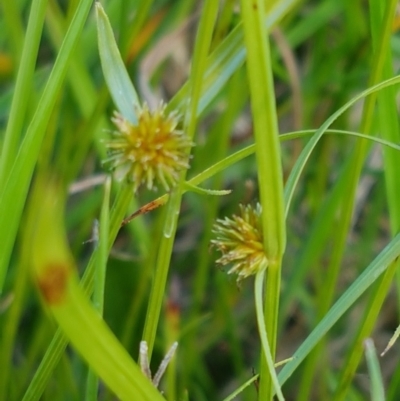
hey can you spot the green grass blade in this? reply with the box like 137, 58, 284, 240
0, 0, 94, 293
167, 0, 299, 117
29, 182, 164, 401
331, 2, 400, 398
21, 183, 134, 401
283, 75, 400, 217
85, 176, 111, 401
0, 0, 47, 188
278, 233, 400, 385
254, 272, 284, 401
141, 0, 218, 360
240, 0, 285, 259
373, 1, 400, 233
96, 3, 139, 123
240, 1, 285, 399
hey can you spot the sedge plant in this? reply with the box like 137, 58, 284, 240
2, 1, 400, 401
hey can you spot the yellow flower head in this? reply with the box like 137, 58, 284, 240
105, 103, 193, 192
211, 204, 268, 280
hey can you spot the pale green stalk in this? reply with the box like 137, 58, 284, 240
142, 0, 219, 359
240, 0, 286, 399
255, 271, 284, 401
85, 177, 111, 401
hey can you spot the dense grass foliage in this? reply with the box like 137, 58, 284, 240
1, 1, 400, 400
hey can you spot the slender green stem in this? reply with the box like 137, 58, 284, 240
85, 177, 111, 401
142, 191, 178, 358
141, 0, 219, 360
183, 70, 247, 385
260, 258, 283, 400
364, 339, 385, 401
240, 0, 285, 260
221, 374, 259, 401
240, 1, 286, 399
255, 270, 284, 401
94, 177, 111, 315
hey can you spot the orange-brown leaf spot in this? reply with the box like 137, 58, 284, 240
37, 263, 69, 305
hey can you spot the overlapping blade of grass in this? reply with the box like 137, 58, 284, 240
182, 70, 248, 388
290, 3, 396, 392
283, 75, 400, 217
373, 0, 400, 231
45, 2, 149, 250
278, 232, 400, 386
0, 0, 94, 293
85, 177, 111, 401
14, 2, 400, 400
17, 125, 400, 401
0, 0, 47, 189
120, 127, 400, 228
278, 73, 400, 394
167, 0, 299, 117
141, 0, 219, 361
333, 1, 400, 398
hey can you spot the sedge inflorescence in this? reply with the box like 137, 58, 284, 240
211, 203, 268, 280
105, 103, 193, 192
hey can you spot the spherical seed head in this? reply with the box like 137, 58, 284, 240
105, 103, 193, 192
211, 204, 268, 280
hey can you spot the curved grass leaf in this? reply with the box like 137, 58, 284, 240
121, 127, 400, 226
277, 233, 400, 386
182, 182, 231, 196
284, 75, 400, 217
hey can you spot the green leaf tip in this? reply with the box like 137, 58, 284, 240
183, 181, 231, 196
96, 2, 140, 123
